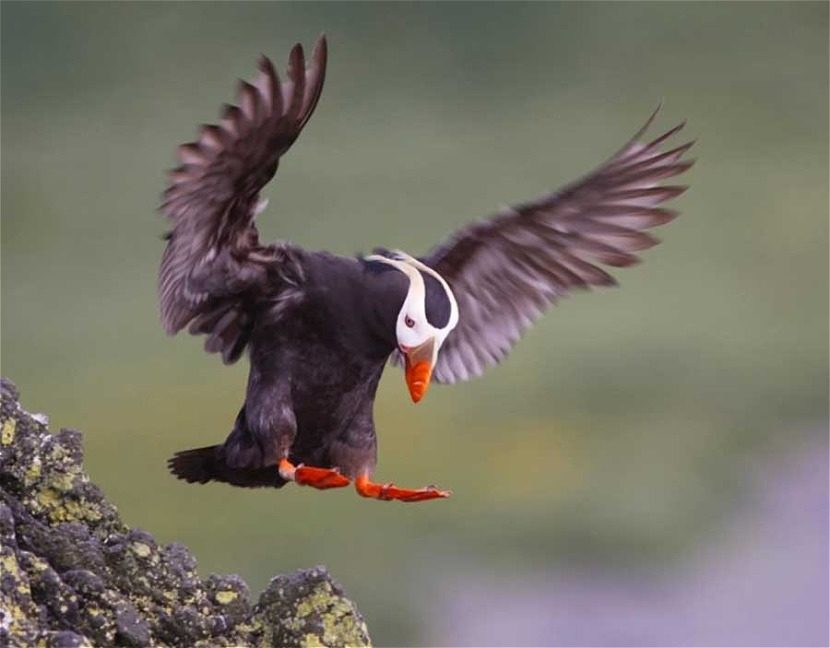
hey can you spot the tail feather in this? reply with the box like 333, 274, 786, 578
168, 445, 287, 489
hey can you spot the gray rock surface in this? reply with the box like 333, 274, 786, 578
0, 378, 371, 647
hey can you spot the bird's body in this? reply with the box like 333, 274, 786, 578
160, 37, 694, 501
171, 251, 410, 488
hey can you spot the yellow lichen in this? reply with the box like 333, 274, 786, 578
215, 590, 238, 605
1, 599, 31, 634
300, 633, 325, 647
319, 599, 371, 647
288, 581, 371, 647
33, 488, 104, 524
131, 542, 152, 558
1, 418, 15, 445
1, 554, 20, 576
34, 487, 60, 510
46, 470, 77, 493
295, 581, 333, 618
25, 458, 42, 483
235, 619, 262, 634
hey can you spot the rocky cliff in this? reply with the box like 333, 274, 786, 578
0, 378, 371, 647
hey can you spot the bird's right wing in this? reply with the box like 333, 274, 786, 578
158, 37, 327, 363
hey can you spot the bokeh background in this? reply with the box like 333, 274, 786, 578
2, 2, 827, 645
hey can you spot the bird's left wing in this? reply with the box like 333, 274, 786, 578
421, 108, 694, 383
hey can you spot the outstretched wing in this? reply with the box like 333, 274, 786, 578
422, 107, 694, 383
158, 37, 327, 363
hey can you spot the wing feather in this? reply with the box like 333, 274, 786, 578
158, 37, 327, 362
421, 107, 694, 383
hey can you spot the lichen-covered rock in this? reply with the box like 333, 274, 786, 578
256, 567, 371, 648
0, 378, 371, 647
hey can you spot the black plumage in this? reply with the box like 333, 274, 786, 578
161, 37, 694, 500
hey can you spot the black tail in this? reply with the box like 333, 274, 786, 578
168, 445, 288, 488
169, 407, 289, 489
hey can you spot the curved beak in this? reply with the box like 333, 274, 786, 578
401, 337, 435, 403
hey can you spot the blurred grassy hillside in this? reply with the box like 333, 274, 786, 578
2, 3, 827, 644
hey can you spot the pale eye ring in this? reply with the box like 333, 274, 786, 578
404, 315, 415, 328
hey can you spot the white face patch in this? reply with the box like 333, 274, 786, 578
365, 250, 459, 364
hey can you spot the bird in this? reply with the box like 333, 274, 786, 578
161, 36, 694, 502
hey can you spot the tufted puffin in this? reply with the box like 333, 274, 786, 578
162, 37, 694, 502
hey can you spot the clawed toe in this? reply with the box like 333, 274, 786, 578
382, 484, 451, 502
355, 474, 451, 502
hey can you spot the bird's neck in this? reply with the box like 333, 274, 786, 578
306, 254, 407, 361
355, 265, 407, 359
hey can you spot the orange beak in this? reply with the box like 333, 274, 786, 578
402, 337, 435, 403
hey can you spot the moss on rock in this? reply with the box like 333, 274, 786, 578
0, 378, 371, 647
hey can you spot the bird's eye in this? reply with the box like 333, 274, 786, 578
405, 315, 415, 328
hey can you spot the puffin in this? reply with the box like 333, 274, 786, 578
162, 36, 694, 502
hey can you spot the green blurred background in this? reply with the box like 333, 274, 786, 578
2, 2, 827, 645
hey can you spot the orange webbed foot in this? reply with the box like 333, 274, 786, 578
355, 474, 451, 502
295, 465, 351, 489
278, 459, 350, 490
